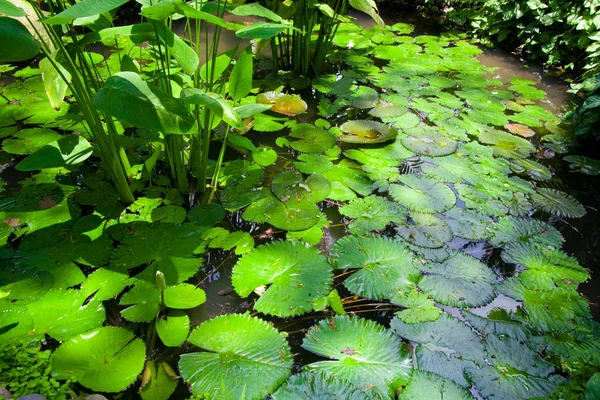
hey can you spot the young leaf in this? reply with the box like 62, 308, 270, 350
40, 56, 71, 110
44, 0, 129, 25
0, 17, 40, 62
229, 45, 253, 101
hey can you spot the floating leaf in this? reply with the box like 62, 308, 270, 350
271, 170, 331, 203
392, 291, 442, 324
442, 207, 490, 240
180, 314, 293, 399
289, 124, 336, 153
272, 371, 381, 400
303, 316, 412, 399
163, 283, 206, 309
330, 236, 418, 300
391, 313, 484, 386
339, 120, 398, 144
156, 310, 190, 347
389, 175, 455, 213
139, 361, 178, 400
256, 91, 307, 116
564, 155, 600, 175
531, 188, 586, 218
505, 123, 535, 138
398, 371, 473, 400
339, 195, 405, 235
488, 216, 563, 247
16, 135, 93, 171
242, 195, 321, 231
232, 241, 332, 316
2, 128, 61, 155
419, 252, 497, 307
401, 131, 458, 157
51, 326, 146, 392
395, 212, 453, 248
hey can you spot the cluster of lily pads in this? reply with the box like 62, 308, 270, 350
1, 9, 600, 400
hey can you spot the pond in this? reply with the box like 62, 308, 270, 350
1, 2, 599, 400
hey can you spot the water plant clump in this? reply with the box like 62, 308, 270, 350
0, 0, 599, 399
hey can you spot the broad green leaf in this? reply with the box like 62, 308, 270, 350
395, 212, 453, 248
81, 268, 129, 301
40, 56, 71, 110
257, 92, 308, 116
303, 316, 412, 398
230, 3, 284, 22
389, 175, 455, 213
330, 236, 418, 300
140, 0, 180, 21
94, 72, 195, 134
181, 88, 244, 130
339, 120, 397, 144
0, 0, 25, 17
163, 283, 206, 309
139, 361, 178, 400
1, 128, 61, 155
229, 45, 253, 101
392, 291, 442, 324
0, 17, 40, 62
199, 49, 233, 83
52, 326, 146, 392
531, 188, 586, 218
391, 313, 484, 386
45, 0, 129, 24
398, 371, 473, 400
180, 314, 293, 399
289, 124, 336, 153
348, 0, 384, 25
272, 372, 381, 400
236, 22, 292, 40
488, 216, 563, 247
419, 252, 497, 307
156, 310, 190, 347
16, 135, 93, 171
232, 241, 333, 316
339, 195, 406, 235
175, 3, 228, 27
152, 21, 199, 75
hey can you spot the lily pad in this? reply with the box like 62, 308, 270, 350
256, 91, 307, 116
330, 236, 419, 300
488, 216, 563, 247
156, 310, 190, 347
51, 326, 146, 392
389, 175, 455, 213
564, 155, 600, 175
303, 316, 412, 399
395, 212, 453, 248
398, 371, 473, 400
339, 195, 406, 235
505, 123, 535, 138
271, 170, 331, 203
242, 195, 321, 231
441, 207, 490, 240
391, 291, 442, 324
272, 371, 382, 400
289, 124, 337, 153
401, 131, 458, 157
1, 128, 61, 155
232, 241, 332, 316
531, 188, 586, 218
179, 314, 293, 399
419, 252, 497, 307
339, 120, 398, 144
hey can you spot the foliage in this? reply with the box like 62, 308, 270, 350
0, 342, 76, 400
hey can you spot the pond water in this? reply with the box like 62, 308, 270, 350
1, 4, 599, 400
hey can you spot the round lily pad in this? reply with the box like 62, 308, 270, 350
180, 314, 293, 399
256, 91, 307, 116
419, 252, 497, 307
339, 120, 398, 144
289, 124, 336, 153
302, 316, 412, 399
330, 236, 418, 300
272, 371, 380, 400
531, 188, 586, 218
395, 212, 453, 248
389, 175, 456, 213
51, 326, 146, 392
232, 241, 333, 316
401, 131, 458, 156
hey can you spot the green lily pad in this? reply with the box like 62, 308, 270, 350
303, 316, 412, 399
272, 170, 331, 203
139, 361, 178, 400
401, 130, 458, 157
242, 194, 321, 231
16, 135, 93, 171
339, 120, 398, 144
330, 236, 418, 300
289, 124, 337, 153
339, 195, 406, 235
563, 155, 600, 175
419, 252, 497, 307
531, 188, 586, 218
272, 371, 382, 400
441, 207, 490, 240
51, 326, 146, 392
256, 91, 307, 116
348, 86, 379, 109
163, 283, 206, 309
156, 310, 190, 347
477, 130, 535, 159
391, 313, 484, 386
389, 175, 456, 213
488, 216, 564, 247
398, 371, 474, 400
232, 241, 332, 316
179, 314, 293, 399
391, 291, 442, 324
395, 212, 453, 248
509, 84, 546, 100
501, 242, 589, 291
